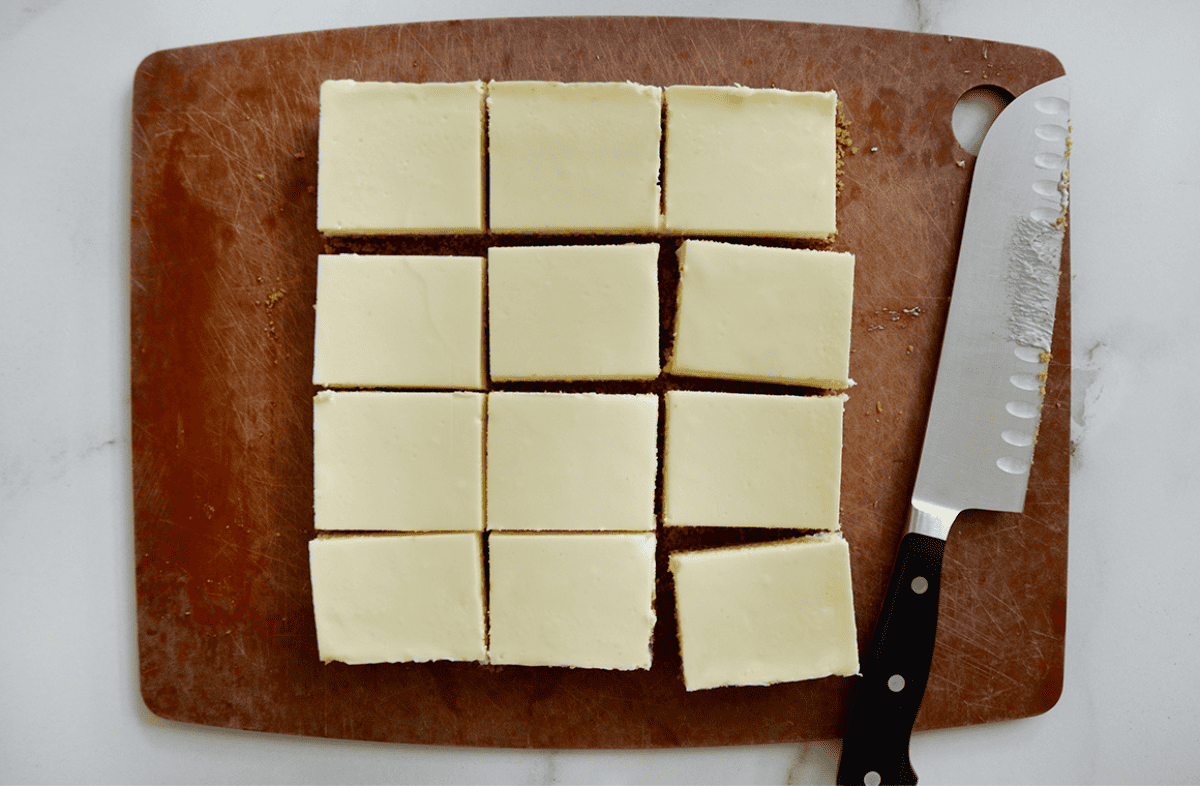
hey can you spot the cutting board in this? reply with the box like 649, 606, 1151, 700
130, 16, 1069, 747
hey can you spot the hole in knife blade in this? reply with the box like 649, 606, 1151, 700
1014, 345, 1044, 363
1010, 372, 1041, 391
1034, 95, 1069, 116
1033, 179, 1061, 198
952, 85, 1014, 156
1035, 151, 1067, 170
1006, 400, 1039, 419
997, 456, 1031, 474
1035, 123, 1069, 142
1002, 429, 1035, 447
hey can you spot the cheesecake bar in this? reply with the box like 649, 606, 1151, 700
487, 81, 662, 232
669, 534, 859, 690
663, 85, 837, 238
312, 254, 484, 390
486, 392, 658, 532
312, 391, 484, 532
488, 243, 660, 381
309, 533, 486, 664
667, 240, 854, 389
487, 532, 657, 670
317, 79, 484, 234
662, 391, 846, 529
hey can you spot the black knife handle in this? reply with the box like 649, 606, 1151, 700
837, 532, 947, 786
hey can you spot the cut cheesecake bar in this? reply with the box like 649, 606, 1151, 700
487, 532, 657, 670
663, 391, 846, 529
663, 85, 837, 238
312, 254, 485, 390
667, 240, 855, 389
669, 534, 858, 690
312, 391, 484, 532
486, 392, 658, 532
487, 81, 662, 232
487, 243, 660, 381
317, 79, 484, 234
309, 533, 486, 665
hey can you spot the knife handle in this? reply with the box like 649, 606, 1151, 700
837, 532, 947, 786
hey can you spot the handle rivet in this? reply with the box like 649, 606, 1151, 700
888, 674, 905, 692
864, 771, 882, 786
911, 576, 929, 594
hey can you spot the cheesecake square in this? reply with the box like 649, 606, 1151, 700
486, 393, 658, 532
488, 244, 660, 381
309, 533, 486, 664
487, 532, 657, 669
667, 241, 854, 389
312, 391, 484, 532
663, 391, 846, 529
663, 85, 837, 238
487, 81, 662, 232
312, 254, 485, 390
317, 79, 484, 234
669, 534, 859, 690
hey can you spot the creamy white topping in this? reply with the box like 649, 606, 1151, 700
668, 240, 855, 389
487, 392, 658, 532
309, 533, 486, 665
670, 534, 859, 690
487, 81, 663, 232
312, 391, 484, 532
312, 254, 484, 390
317, 80, 484, 234
663, 390, 846, 529
488, 533, 657, 670
488, 243, 661, 381
663, 85, 837, 237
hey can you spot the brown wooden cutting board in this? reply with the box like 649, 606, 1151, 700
130, 16, 1069, 747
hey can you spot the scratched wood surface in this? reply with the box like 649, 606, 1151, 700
130, 17, 1070, 747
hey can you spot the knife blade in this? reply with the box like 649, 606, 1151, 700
837, 74, 1070, 786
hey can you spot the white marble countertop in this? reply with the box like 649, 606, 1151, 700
3, 1, 1199, 783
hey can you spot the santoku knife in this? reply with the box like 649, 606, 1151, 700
837, 75, 1070, 786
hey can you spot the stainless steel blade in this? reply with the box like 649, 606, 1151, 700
909, 75, 1070, 539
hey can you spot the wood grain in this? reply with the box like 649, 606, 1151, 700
130, 17, 1069, 747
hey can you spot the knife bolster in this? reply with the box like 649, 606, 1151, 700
905, 501, 959, 540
